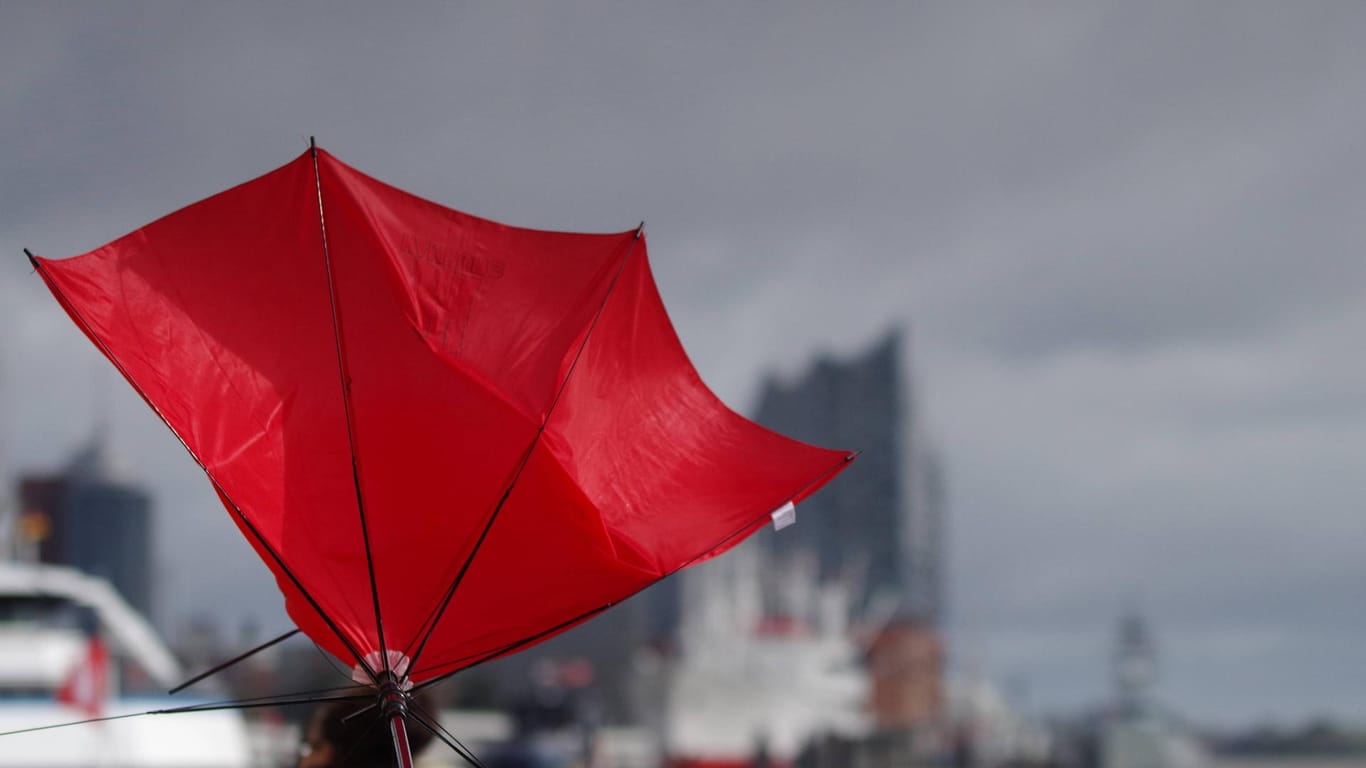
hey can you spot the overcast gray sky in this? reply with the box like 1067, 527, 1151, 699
3, 2, 1364, 728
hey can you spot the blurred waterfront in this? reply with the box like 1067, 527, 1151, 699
5, 332, 1364, 768
1214, 761, 1366, 768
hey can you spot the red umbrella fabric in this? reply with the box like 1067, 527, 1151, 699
29, 145, 854, 691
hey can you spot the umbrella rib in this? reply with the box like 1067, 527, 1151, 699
409, 703, 488, 768
222, 496, 376, 680
404, 225, 645, 672
544, 222, 645, 419
312, 638, 365, 685
164, 685, 369, 710
168, 628, 299, 694
412, 449, 859, 687
0, 687, 369, 739
311, 138, 390, 681
0, 711, 154, 738
668, 450, 861, 574
27, 251, 376, 683
400, 437, 535, 665
413, 602, 615, 687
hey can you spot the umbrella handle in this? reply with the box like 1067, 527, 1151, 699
389, 712, 415, 768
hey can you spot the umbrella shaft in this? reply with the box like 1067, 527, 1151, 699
388, 713, 414, 768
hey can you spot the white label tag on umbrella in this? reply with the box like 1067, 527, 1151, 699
770, 501, 797, 531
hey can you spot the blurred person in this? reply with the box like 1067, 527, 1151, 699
298, 691, 437, 768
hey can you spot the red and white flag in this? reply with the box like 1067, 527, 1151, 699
57, 636, 109, 718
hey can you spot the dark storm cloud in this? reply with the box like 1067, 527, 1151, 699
2, 2, 1364, 726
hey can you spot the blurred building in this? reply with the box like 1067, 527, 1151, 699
867, 621, 943, 730
14, 432, 155, 624
752, 329, 948, 750
664, 544, 869, 767
753, 329, 943, 626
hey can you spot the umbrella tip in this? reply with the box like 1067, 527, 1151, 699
309, 136, 317, 156
22, 248, 37, 267
634, 221, 644, 240
845, 450, 862, 462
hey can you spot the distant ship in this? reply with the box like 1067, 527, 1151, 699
1098, 613, 1205, 768
663, 547, 869, 768
0, 560, 252, 768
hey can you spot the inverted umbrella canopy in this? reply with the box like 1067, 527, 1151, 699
27, 144, 853, 758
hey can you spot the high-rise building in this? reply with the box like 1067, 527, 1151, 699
750, 329, 948, 736
16, 434, 155, 623
753, 328, 943, 625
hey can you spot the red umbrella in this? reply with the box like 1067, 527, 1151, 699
22, 141, 854, 765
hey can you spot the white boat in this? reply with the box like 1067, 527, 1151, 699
664, 547, 869, 767
0, 560, 252, 768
